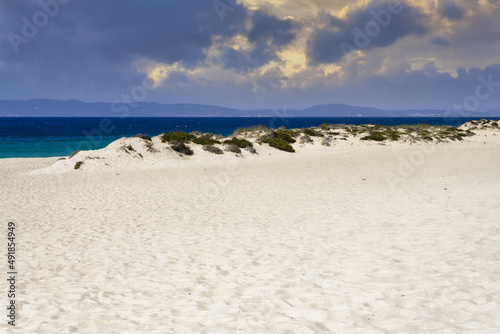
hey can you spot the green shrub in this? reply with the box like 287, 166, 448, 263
161, 131, 195, 143
261, 137, 295, 152
203, 145, 223, 154
74, 161, 84, 170
302, 128, 324, 137
401, 125, 432, 137
361, 132, 386, 141
192, 137, 221, 145
401, 123, 431, 132
224, 144, 241, 154
371, 124, 386, 131
492, 122, 499, 127
260, 130, 296, 145
196, 133, 222, 145
161, 131, 220, 145
275, 130, 297, 143
383, 130, 401, 141
232, 125, 271, 136
223, 138, 253, 148
126, 144, 135, 151
437, 130, 466, 141
347, 127, 367, 136
170, 142, 194, 155
417, 130, 431, 136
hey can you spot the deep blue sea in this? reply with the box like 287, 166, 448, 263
1, 117, 499, 158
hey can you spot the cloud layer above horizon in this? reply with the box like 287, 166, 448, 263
1, 0, 500, 111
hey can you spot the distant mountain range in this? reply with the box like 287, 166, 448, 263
0, 99, 499, 117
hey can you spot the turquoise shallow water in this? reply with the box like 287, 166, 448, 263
1, 117, 499, 158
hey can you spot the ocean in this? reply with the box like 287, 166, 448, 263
1, 117, 499, 159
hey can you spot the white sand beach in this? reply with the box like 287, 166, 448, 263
1, 126, 500, 333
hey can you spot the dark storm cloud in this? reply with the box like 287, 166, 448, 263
0, 0, 250, 100
221, 11, 299, 72
0, 1, 297, 91
0, 0, 248, 65
220, 47, 276, 72
307, 1, 428, 65
431, 36, 451, 46
438, 3, 465, 20
248, 10, 297, 46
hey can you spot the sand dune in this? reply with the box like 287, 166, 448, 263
1, 126, 500, 333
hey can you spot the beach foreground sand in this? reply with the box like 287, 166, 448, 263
1, 129, 500, 333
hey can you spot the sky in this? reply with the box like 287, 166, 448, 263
1, 0, 500, 111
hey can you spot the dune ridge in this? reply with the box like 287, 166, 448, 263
33, 119, 500, 174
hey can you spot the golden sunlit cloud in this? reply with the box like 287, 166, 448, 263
277, 50, 307, 76
139, 0, 499, 96
323, 63, 342, 76
142, 62, 202, 87
147, 63, 181, 87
